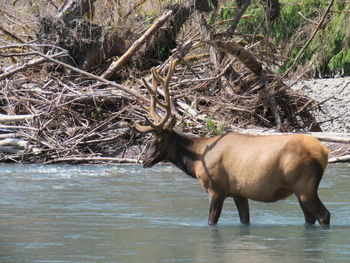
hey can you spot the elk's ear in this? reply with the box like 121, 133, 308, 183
165, 115, 177, 130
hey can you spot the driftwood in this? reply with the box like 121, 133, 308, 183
0, 138, 40, 154
206, 40, 284, 131
0, 41, 343, 163
45, 156, 140, 164
329, 155, 350, 164
101, 10, 173, 79
307, 132, 350, 144
0, 50, 66, 81
34, 51, 148, 103
0, 0, 346, 164
0, 114, 34, 123
0, 115, 40, 157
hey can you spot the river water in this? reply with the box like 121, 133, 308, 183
1, 163, 350, 263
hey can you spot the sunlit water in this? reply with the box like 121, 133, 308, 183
0, 163, 350, 263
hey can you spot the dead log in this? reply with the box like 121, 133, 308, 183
0, 138, 29, 149
45, 156, 140, 164
0, 114, 34, 123
0, 138, 40, 154
101, 10, 173, 80
329, 155, 350, 164
307, 132, 350, 144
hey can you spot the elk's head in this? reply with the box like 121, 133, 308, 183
134, 58, 178, 168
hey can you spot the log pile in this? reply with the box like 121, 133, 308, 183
1, 44, 348, 164
0, 0, 348, 164
0, 72, 142, 163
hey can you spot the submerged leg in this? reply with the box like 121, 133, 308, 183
293, 158, 330, 226
297, 197, 316, 225
233, 196, 250, 224
208, 193, 224, 225
297, 193, 330, 226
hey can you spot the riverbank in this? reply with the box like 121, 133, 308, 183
291, 77, 350, 133
291, 77, 350, 162
0, 77, 349, 164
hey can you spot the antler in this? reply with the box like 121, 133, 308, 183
134, 58, 178, 133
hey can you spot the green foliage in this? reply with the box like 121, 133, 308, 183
205, 117, 225, 135
218, 0, 350, 76
220, 0, 238, 21
277, 0, 350, 76
320, 2, 350, 75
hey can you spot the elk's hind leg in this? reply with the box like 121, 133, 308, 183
297, 193, 330, 225
234, 196, 250, 224
297, 197, 316, 225
293, 159, 330, 226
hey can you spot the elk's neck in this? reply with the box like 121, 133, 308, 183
167, 130, 201, 179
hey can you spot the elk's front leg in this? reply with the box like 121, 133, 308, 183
234, 196, 250, 224
208, 193, 224, 225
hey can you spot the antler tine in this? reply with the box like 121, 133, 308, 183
133, 58, 178, 133
150, 58, 178, 129
142, 78, 161, 123
133, 114, 160, 133
133, 120, 154, 133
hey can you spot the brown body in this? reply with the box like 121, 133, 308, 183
143, 129, 330, 225
134, 58, 330, 225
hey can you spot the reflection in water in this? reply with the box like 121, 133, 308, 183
0, 163, 349, 263
204, 225, 331, 263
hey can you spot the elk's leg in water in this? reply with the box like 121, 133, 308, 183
208, 193, 224, 225
293, 158, 330, 225
298, 198, 317, 224
234, 196, 250, 224
296, 193, 330, 225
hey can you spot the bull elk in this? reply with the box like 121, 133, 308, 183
134, 58, 331, 226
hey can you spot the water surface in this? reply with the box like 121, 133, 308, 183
1, 163, 350, 262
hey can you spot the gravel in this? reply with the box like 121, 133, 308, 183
292, 77, 350, 133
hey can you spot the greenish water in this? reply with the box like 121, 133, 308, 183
0, 163, 350, 263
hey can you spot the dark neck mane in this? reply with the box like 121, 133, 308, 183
167, 130, 200, 178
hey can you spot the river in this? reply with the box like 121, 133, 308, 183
1, 163, 350, 263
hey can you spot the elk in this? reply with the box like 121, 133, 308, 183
134, 58, 331, 226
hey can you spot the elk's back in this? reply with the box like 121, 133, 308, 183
194, 133, 328, 202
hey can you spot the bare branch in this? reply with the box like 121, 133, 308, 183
101, 10, 173, 80
0, 51, 66, 80
0, 114, 34, 123
33, 51, 148, 103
